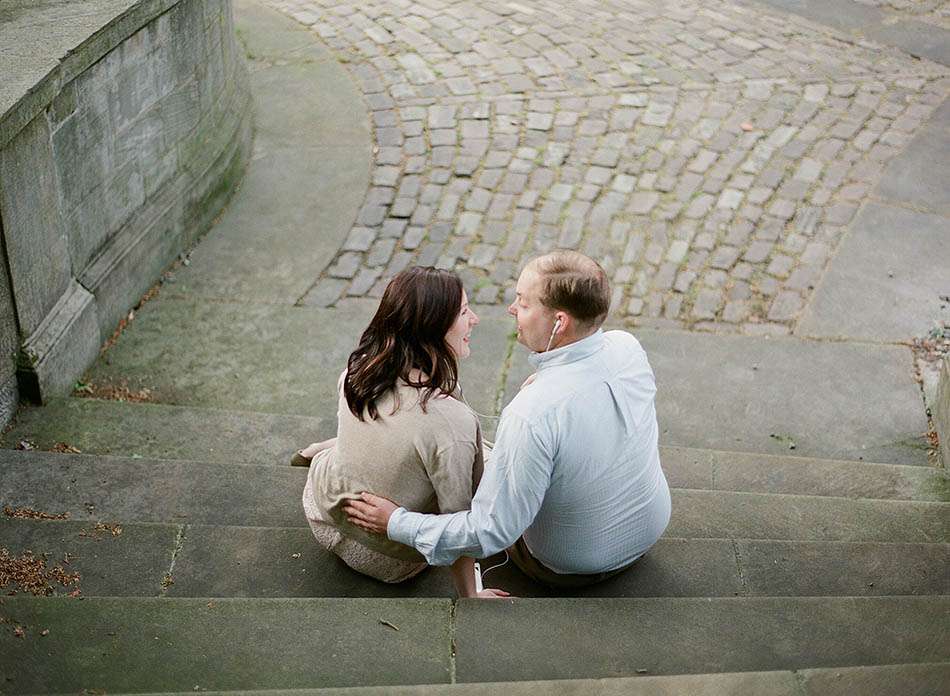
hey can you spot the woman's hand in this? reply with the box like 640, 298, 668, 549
343, 492, 398, 535
476, 588, 512, 598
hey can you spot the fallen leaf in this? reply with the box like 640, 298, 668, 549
378, 618, 400, 631
40, 629, 49, 637
740, 122, 753, 131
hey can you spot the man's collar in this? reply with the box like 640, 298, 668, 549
527, 329, 604, 369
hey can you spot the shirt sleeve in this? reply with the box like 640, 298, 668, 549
388, 413, 554, 566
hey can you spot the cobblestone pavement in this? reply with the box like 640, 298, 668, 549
267, 0, 949, 335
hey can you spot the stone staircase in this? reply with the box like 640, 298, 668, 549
1, 0, 947, 692
0, 356, 947, 692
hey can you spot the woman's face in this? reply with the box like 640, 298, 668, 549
445, 290, 479, 359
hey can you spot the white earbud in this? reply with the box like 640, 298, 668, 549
545, 318, 563, 352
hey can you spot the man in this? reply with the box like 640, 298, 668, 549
345, 250, 671, 588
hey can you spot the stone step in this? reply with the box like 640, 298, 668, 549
659, 445, 947, 502
1, 452, 946, 543
108, 663, 950, 696
0, 597, 946, 692
76, 296, 511, 424
1, 398, 321, 466
504, 329, 930, 466
2, 519, 946, 599
4, 407, 946, 502
55, 289, 929, 465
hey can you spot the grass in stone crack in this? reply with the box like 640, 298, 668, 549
0, 547, 81, 596
3, 506, 69, 520
79, 522, 123, 539
74, 379, 155, 403
98, 280, 163, 356
910, 322, 950, 365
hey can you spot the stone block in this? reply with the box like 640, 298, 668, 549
18, 280, 100, 403
0, 114, 71, 336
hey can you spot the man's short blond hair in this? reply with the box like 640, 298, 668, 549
528, 250, 610, 328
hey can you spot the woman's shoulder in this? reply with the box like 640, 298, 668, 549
417, 391, 479, 438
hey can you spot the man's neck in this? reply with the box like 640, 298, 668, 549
547, 325, 598, 352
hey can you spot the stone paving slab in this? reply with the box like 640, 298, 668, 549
743, 0, 950, 66
667, 488, 948, 543
737, 539, 950, 597
0, 453, 306, 527
83, 297, 511, 421
0, 597, 452, 693
876, 97, 950, 213
798, 662, 950, 696
123, 663, 950, 696
660, 445, 949, 501
1, 453, 945, 543
0, 518, 176, 597
167, 524, 456, 599
453, 597, 950, 682
168, 0, 372, 305
796, 203, 950, 342
1, 399, 321, 465
504, 329, 929, 464
5, 518, 944, 599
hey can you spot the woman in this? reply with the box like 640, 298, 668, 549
297, 266, 508, 598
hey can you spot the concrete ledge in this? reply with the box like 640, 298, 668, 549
0, 0, 253, 412
936, 357, 950, 467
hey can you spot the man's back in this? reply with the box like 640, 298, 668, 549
504, 329, 671, 573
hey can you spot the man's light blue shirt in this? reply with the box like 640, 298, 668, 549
388, 329, 671, 574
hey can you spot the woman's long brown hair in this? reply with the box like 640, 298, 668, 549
344, 267, 463, 421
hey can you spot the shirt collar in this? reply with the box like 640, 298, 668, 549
528, 329, 605, 370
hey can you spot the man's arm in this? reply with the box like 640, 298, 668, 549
344, 414, 554, 566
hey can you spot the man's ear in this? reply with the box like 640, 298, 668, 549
555, 311, 569, 333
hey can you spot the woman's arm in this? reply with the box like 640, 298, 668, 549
449, 555, 511, 599
450, 556, 478, 597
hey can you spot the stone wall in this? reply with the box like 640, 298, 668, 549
0, 0, 252, 422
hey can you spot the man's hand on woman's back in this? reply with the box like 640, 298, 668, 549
344, 492, 397, 535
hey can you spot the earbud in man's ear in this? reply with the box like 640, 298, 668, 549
553, 318, 562, 334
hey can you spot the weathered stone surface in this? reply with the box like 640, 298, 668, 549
0, 401, 322, 466
659, 445, 949, 501
19, 280, 100, 403
503, 329, 930, 464
0, 112, 71, 336
0, 0, 253, 407
0, 242, 18, 425
0, 518, 177, 596
797, 203, 950, 342
0, 597, 452, 692
455, 597, 950, 682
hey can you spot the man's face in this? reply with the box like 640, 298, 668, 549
508, 267, 556, 352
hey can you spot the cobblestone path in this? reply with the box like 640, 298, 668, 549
267, 0, 948, 335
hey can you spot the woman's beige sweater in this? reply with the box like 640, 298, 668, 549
307, 380, 484, 562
